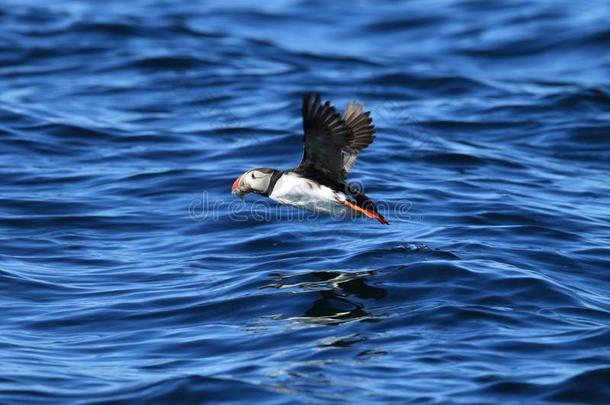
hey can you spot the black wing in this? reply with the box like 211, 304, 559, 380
294, 93, 375, 182
294, 93, 349, 180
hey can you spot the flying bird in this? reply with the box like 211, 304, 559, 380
231, 93, 388, 224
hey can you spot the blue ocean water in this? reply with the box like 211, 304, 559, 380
1, 0, 610, 403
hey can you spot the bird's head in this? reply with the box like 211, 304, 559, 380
231, 168, 275, 198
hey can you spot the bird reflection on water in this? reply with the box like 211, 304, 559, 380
264, 270, 387, 325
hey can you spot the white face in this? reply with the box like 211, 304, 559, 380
231, 169, 273, 197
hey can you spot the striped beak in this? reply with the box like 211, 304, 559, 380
231, 175, 242, 192
231, 175, 245, 198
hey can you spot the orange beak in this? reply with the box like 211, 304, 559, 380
231, 175, 243, 192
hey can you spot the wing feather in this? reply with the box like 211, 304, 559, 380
295, 94, 376, 181
341, 101, 376, 173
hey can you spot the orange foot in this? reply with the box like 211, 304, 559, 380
343, 200, 389, 225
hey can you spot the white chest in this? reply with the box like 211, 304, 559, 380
269, 172, 348, 214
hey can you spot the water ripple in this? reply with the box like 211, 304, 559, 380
1, 0, 609, 403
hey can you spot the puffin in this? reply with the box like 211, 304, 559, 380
231, 93, 388, 225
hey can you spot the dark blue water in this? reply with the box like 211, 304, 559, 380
2, 0, 610, 403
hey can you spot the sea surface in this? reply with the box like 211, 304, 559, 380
1, 0, 609, 403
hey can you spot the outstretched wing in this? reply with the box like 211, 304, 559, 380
295, 94, 376, 181
341, 100, 375, 175
295, 93, 349, 180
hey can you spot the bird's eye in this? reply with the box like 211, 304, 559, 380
251, 173, 255, 179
